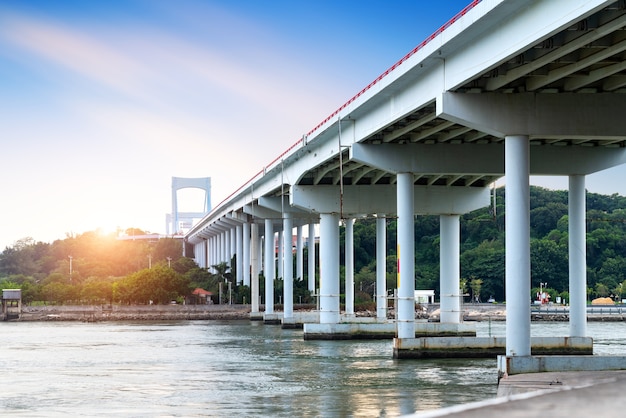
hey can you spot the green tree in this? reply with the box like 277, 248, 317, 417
469, 277, 483, 303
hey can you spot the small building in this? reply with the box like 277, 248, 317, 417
414, 290, 435, 304
190, 288, 214, 305
2, 289, 22, 320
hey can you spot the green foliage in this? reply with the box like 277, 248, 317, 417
4, 186, 626, 306
114, 266, 191, 305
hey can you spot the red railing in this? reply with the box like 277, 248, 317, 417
211, 0, 482, 214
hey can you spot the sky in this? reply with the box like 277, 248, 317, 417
1, 0, 625, 250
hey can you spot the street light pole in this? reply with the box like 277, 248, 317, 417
68, 255, 73, 282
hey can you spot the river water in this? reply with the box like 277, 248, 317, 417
1, 320, 624, 417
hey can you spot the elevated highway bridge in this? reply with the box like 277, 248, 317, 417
185, 0, 626, 367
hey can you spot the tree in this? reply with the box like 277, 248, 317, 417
469, 277, 483, 303
212, 262, 231, 284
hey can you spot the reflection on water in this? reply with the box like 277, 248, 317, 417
0, 320, 624, 416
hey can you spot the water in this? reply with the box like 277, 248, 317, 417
0, 320, 624, 417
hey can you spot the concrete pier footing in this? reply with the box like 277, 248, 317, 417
393, 336, 593, 359
304, 321, 476, 340
263, 312, 283, 325
497, 354, 626, 376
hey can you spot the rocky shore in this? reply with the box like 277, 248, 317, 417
17, 305, 252, 322
7, 303, 625, 322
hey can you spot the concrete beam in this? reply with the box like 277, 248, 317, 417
351, 142, 502, 175
437, 92, 626, 139
242, 203, 282, 220
291, 184, 489, 216
352, 142, 626, 176
258, 196, 319, 221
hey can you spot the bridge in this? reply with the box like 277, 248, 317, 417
185, 0, 626, 374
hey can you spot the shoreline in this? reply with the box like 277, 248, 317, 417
5, 303, 625, 322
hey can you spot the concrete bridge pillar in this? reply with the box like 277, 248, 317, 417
236, 224, 243, 284
376, 214, 387, 319
345, 218, 355, 316
243, 222, 251, 287
208, 236, 214, 271
224, 230, 229, 265
505, 135, 531, 357
277, 229, 284, 281
229, 227, 235, 267
296, 225, 304, 281
397, 172, 416, 339
250, 223, 260, 314
569, 175, 587, 337
283, 213, 294, 319
218, 233, 223, 267
308, 223, 316, 292
264, 219, 275, 314
440, 214, 461, 324
320, 213, 340, 324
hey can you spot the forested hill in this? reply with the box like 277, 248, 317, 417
2, 186, 626, 305
341, 186, 626, 304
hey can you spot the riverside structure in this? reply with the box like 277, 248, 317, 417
185, 0, 626, 375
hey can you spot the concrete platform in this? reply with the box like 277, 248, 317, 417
393, 336, 593, 359
263, 312, 282, 325
407, 369, 626, 417
497, 354, 626, 376
249, 312, 264, 321
304, 322, 476, 340
282, 311, 320, 329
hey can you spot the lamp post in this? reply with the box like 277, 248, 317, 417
148, 254, 152, 269
68, 255, 73, 282
166, 257, 172, 268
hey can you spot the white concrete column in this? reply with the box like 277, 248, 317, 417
243, 222, 251, 287
376, 215, 387, 319
218, 233, 224, 265
225, 231, 230, 264
250, 223, 259, 313
440, 214, 461, 324
505, 135, 531, 357
211, 233, 222, 273
283, 213, 294, 319
320, 213, 340, 324
397, 172, 415, 339
277, 229, 284, 280
236, 224, 243, 285
308, 223, 316, 291
296, 225, 304, 281
258, 233, 264, 274
345, 218, 355, 316
569, 175, 587, 337
207, 237, 212, 269
230, 227, 236, 267
205, 239, 209, 268
264, 219, 275, 314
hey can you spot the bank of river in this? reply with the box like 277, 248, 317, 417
13, 303, 626, 322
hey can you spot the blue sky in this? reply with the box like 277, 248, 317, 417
1, 0, 624, 249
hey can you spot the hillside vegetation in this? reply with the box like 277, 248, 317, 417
1, 186, 625, 305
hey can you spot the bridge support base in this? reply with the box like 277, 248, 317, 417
497, 354, 626, 377
304, 321, 476, 340
393, 336, 593, 359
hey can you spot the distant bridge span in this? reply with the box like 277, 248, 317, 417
186, 0, 626, 361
